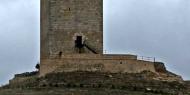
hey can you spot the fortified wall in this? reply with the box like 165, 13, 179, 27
40, 54, 165, 76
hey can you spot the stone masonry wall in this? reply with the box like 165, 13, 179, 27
40, 54, 156, 76
41, 0, 103, 59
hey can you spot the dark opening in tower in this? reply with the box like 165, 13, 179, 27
75, 36, 83, 53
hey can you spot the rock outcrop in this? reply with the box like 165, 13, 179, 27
1, 70, 188, 95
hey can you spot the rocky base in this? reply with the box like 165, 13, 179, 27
1, 71, 189, 95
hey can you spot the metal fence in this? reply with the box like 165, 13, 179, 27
137, 56, 156, 62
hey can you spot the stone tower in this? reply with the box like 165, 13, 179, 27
41, 0, 103, 58
40, 0, 163, 77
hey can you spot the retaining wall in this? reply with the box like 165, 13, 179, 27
40, 54, 156, 76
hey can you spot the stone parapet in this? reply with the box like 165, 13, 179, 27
40, 54, 155, 76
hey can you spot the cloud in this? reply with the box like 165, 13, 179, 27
0, 0, 40, 85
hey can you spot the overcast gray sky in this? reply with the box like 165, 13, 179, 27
0, 0, 189, 85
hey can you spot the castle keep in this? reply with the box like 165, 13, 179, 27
40, 0, 165, 76
41, 0, 103, 57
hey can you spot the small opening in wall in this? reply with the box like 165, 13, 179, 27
120, 62, 122, 64
59, 51, 62, 57
75, 36, 83, 48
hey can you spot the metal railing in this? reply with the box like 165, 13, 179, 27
137, 56, 156, 62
